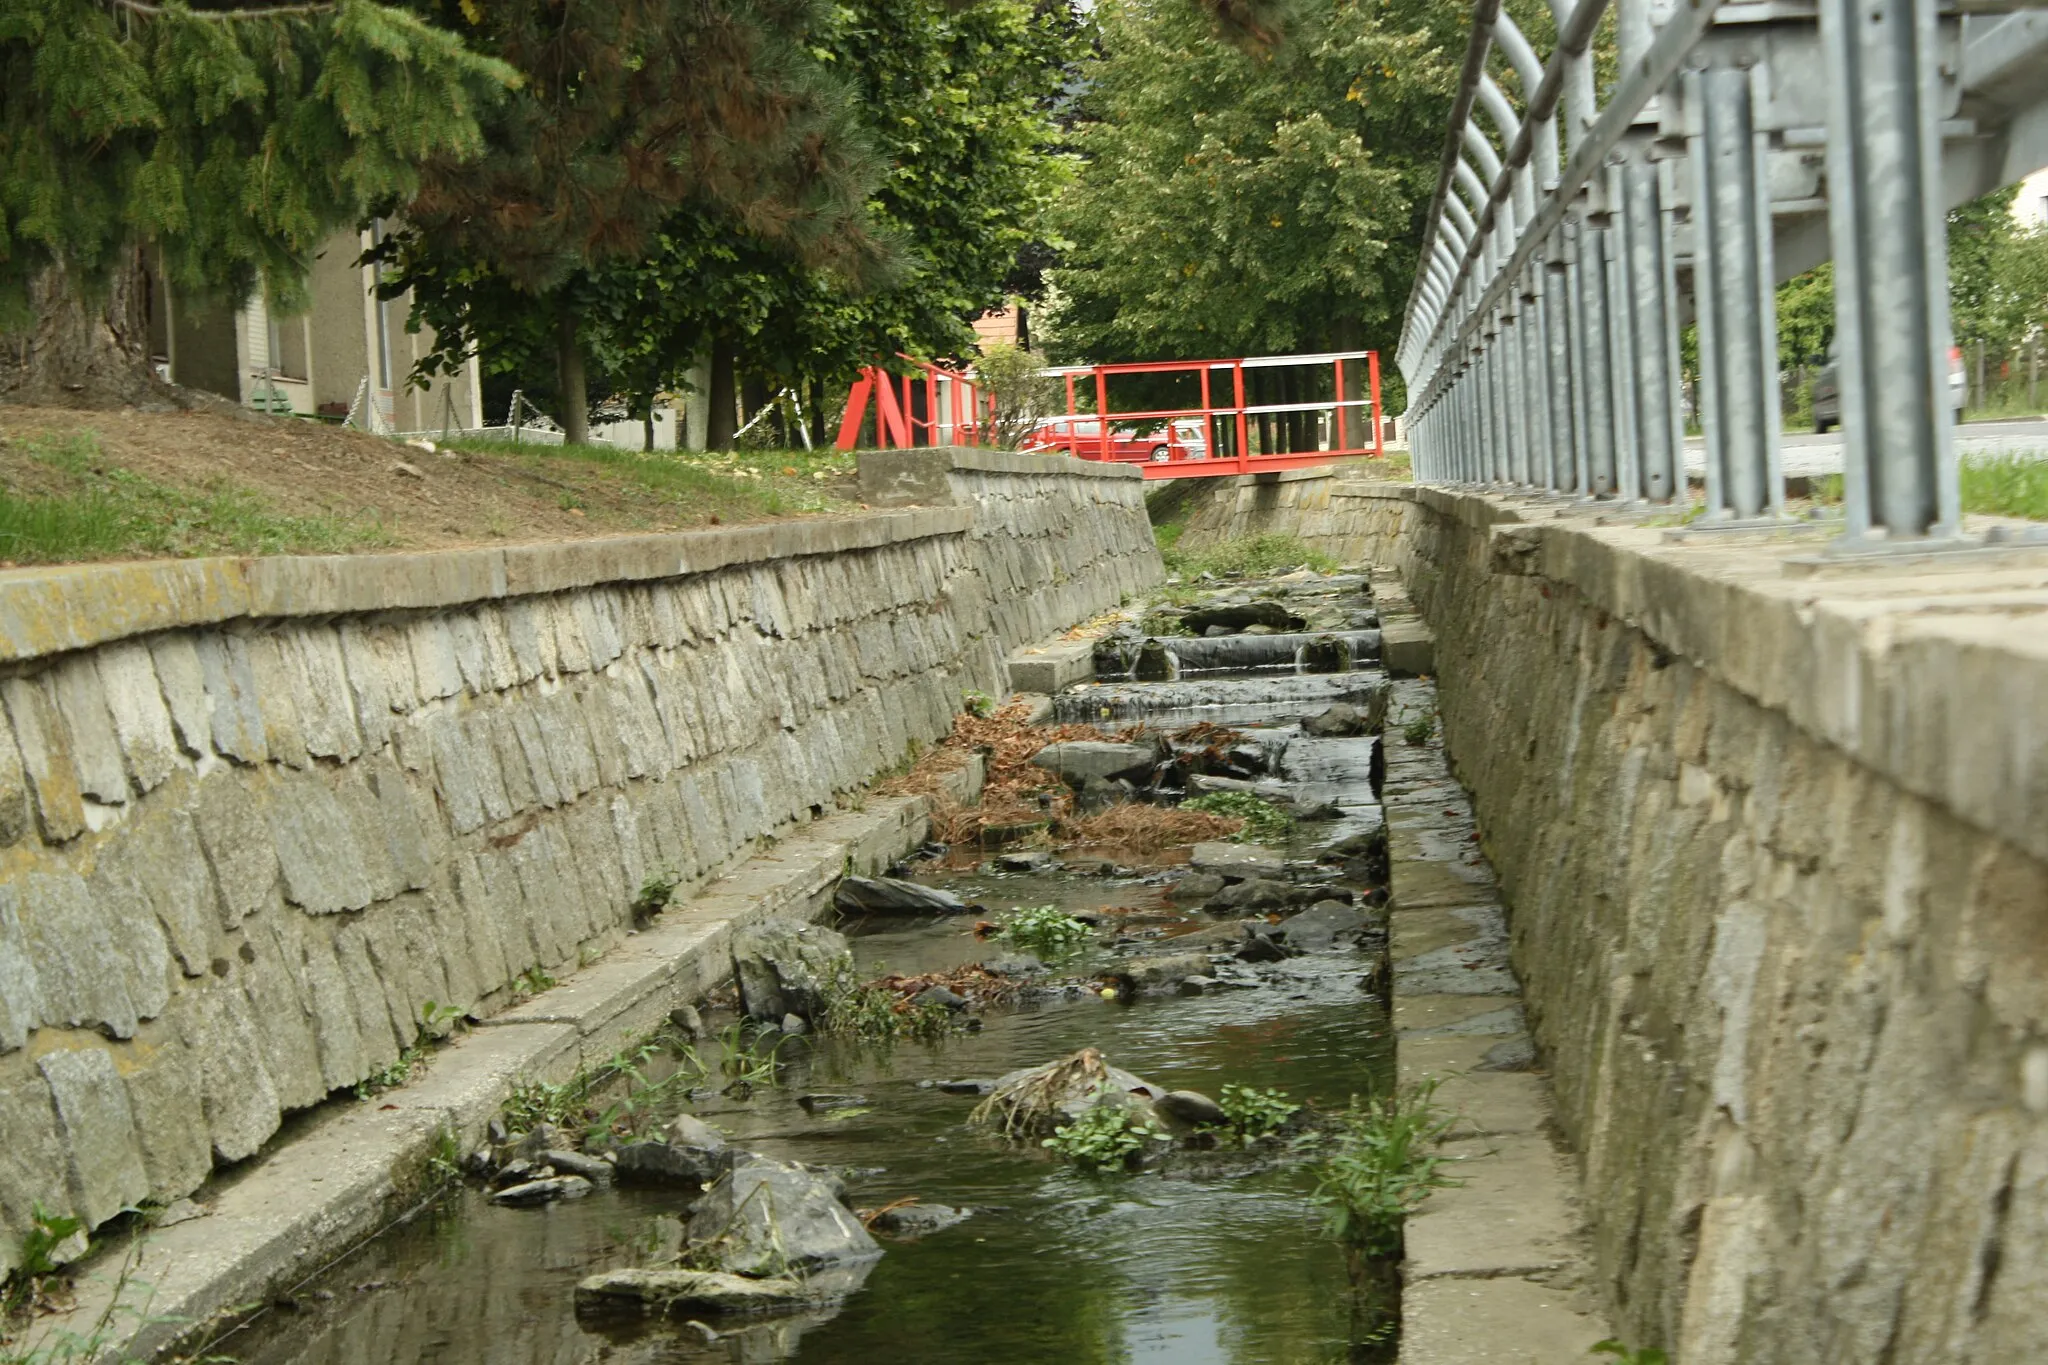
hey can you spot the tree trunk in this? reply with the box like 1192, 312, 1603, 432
707, 339, 738, 451
1, 254, 184, 409
643, 405, 655, 451
556, 310, 590, 445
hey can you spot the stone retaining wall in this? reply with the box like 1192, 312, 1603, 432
0, 450, 1157, 1272
1190, 472, 2048, 1361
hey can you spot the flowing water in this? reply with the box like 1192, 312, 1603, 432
223, 577, 1395, 1365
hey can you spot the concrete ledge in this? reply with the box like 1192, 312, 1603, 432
858, 446, 1143, 508
1381, 621, 1436, 678
1006, 638, 1096, 694
0, 508, 974, 663
40, 762, 980, 1363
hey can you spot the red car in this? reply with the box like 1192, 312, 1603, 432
1021, 417, 1208, 463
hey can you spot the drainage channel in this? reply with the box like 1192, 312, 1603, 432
219, 570, 1404, 1365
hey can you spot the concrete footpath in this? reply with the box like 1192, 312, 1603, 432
1385, 671, 1612, 1361
36, 761, 979, 1364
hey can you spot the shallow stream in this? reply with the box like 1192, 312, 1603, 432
224, 573, 1396, 1365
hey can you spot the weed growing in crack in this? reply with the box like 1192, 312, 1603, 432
996, 906, 1092, 959
1217, 1084, 1300, 1144
1312, 1079, 1460, 1261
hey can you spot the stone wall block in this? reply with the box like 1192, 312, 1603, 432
427, 715, 487, 836
576, 685, 629, 789
486, 710, 539, 814
244, 633, 312, 770
193, 633, 267, 766
266, 774, 375, 914
512, 824, 587, 961
369, 894, 455, 1036
96, 641, 180, 796
0, 722, 34, 851
236, 922, 327, 1111
468, 852, 539, 984
447, 857, 512, 998
336, 623, 401, 750
408, 618, 467, 703
332, 921, 406, 1072
172, 984, 284, 1163
539, 691, 600, 799
18, 872, 149, 1039
635, 656, 691, 770
95, 809, 215, 979
4, 676, 87, 842
147, 633, 214, 760
0, 1073, 74, 1274
289, 627, 364, 763
460, 711, 516, 826
550, 598, 594, 676
501, 598, 549, 682
0, 884, 44, 1051
49, 655, 129, 806
508, 706, 564, 809
445, 614, 492, 696
192, 772, 282, 929
334, 767, 404, 904
475, 607, 523, 692
121, 1031, 212, 1200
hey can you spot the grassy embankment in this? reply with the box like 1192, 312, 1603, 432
0, 418, 854, 566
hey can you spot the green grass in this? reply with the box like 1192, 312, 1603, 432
0, 432, 393, 564
1159, 531, 1338, 578
1810, 452, 2048, 521
1182, 790, 1295, 844
443, 437, 855, 519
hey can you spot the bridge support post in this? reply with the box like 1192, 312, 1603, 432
1543, 259, 1579, 492
1820, 0, 1960, 540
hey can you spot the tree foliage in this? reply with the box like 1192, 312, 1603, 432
0, 0, 512, 325
1044, 0, 1463, 371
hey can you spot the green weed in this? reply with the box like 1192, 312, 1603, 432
996, 905, 1093, 959
513, 966, 556, 998
1160, 532, 1337, 579
631, 871, 681, 923
714, 1021, 789, 1096
1312, 1080, 1459, 1259
818, 962, 959, 1043
962, 689, 996, 718
1182, 791, 1294, 844
1401, 713, 1435, 746
1041, 1091, 1167, 1172
1216, 1083, 1300, 1143
1810, 454, 2048, 521
1590, 1341, 1669, 1365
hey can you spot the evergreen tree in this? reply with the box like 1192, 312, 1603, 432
0, 0, 511, 406
385, 0, 887, 442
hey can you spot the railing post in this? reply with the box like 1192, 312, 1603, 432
1819, 0, 1960, 539
1543, 261, 1579, 491
1576, 213, 1618, 496
1686, 63, 1785, 520
1500, 305, 1529, 485
1521, 272, 1554, 489
1620, 154, 1683, 502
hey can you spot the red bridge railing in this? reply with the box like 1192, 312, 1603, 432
836, 349, 1386, 479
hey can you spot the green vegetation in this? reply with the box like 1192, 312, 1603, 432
631, 871, 682, 924
713, 1021, 790, 1096
996, 906, 1094, 959
1042, 1092, 1168, 1171
446, 438, 851, 520
1312, 1080, 1459, 1259
962, 690, 998, 719
0, 432, 392, 565
1591, 1342, 1670, 1365
1810, 453, 2048, 522
1183, 791, 1295, 845
502, 1031, 708, 1143
512, 966, 557, 998
1216, 1084, 1300, 1144
1401, 713, 1436, 747
1160, 532, 1338, 580
1045, 0, 1465, 415
819, 962, 958, 1043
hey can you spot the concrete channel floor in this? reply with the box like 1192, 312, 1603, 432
1385, 674, 1615, 1363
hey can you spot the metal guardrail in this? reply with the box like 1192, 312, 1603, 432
1399, 0, 2048, 545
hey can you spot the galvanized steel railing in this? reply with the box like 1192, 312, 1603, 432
1399, 0, 2048, 545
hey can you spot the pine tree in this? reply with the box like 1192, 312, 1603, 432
385, 0, 888, 443
0, 0, 511, 406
